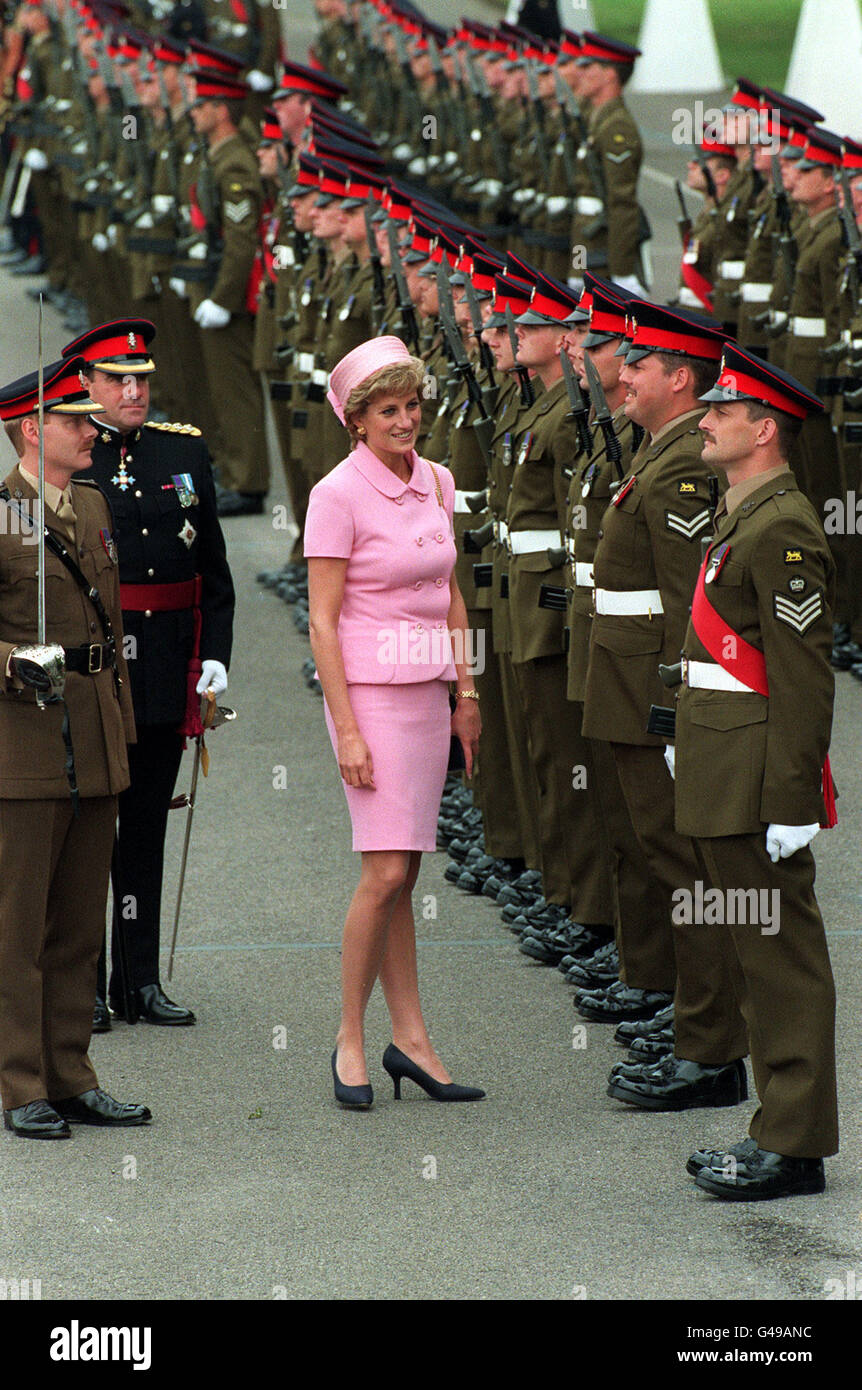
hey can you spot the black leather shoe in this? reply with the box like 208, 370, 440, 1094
576, 982, 673, 1023
627, 1025, 675, 1059
111, 984, 196, 1026
607, 1055, 748, 1111
686, 1135, 759, 1176
53, 1088, 151, 1126
565, 940, 620, 988
92, 997, 112, 1033
4, 1099, 71, 1139
694, 1145, 825, 1200
831, 640, 862, 670
614, 1003, 675, 1045
216, 489, 265, 516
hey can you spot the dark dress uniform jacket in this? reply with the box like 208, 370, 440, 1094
675, 471, 835, 837
0, 467, 135, 797
582, 409, 713, 745
81, 423, 235, 726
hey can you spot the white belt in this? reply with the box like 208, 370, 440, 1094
453, 491, 476, 513
545, 195, 573, 217
594, 587, 664, 616
741, 281, 772, 303
508, 528, 562, 555
575, 561, 594, 587
719, 260, 745, 280
575, 195, 604, 216
296, 352, 315, 375
685, 659, 757, 694
791, 316, 826, 338
311, 368, 328, 386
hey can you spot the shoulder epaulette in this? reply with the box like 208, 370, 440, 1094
145, 421, 202, 436
71, 476, 101, 488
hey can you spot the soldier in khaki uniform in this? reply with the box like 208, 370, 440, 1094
0, 358, 148, 1140
582, 303, 749, 1100
677, 140, 737, 315
674, 344, 837, 1200
569, 32, 647, 294
184, 63, 266, 515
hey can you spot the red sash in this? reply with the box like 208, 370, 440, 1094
229, 0, 249, 22
680, 255, 714, 314
690, 548, 837, 827
121, 577, 204, 739
188, 183, 207, 232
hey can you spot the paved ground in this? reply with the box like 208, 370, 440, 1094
0, 2, 860, 1312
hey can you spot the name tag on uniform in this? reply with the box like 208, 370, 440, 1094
172, 473, 197, 507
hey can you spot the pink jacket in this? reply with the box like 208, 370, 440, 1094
304, 442, 459, 684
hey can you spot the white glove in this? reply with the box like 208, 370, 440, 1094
133, 210, 154, 229
546, 195, 573, 217
152, 194, 175, 216
92, 232, 109, 253
247, 68, 273, 92
24, 148, 48, 171
105, 223, 119, 246
663, 745, 675, 780
612, 273, 649, 298
766, 823, 820, 863
197, 660, 228, 697
194, 298, 231, 329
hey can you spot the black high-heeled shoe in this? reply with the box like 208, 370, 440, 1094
331, 1051, 373, 1110
382, 1044, 485, 1102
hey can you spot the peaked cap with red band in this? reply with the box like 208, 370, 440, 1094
272, 61, 348, 102
797, 127, 844, 169
186, 38, 244, 76
582, 275, 633, 346
624, 301, 727, 363
0, 357, 103, 420
486, 273, 534, 327
192, 72, 249, 101
61, 318, 156, 375
577, 31, 640, 66
700, 342, 824, 419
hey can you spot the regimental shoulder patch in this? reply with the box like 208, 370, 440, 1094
774, 589, 823, 634
678, 480, 697, 495
784, 548, 803, 564
145, 421, 203, 436
665, 508, 711, 540
225, 198, 253, 224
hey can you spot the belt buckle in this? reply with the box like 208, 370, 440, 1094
88, 644, 103, 674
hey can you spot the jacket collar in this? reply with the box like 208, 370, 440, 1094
6, 464, 66, 529
712, 468, 798, 546
632, 407, 705, 475
348, 439, 431, 499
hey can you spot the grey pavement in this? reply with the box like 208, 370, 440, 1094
0, 3, 860, 1307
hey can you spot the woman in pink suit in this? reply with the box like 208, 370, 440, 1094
306, 337, 485, 1109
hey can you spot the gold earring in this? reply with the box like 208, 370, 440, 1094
357, 427, 366, 438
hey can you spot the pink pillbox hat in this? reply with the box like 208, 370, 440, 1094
326, 335, 415, 425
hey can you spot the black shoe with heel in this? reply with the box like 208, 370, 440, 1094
331, 1050, 373, 1110
383, 1044, 485, 1102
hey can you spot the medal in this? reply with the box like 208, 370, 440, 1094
178, 519, 197, 549
171, 473, 197, 508
612, 475, 636, 507
705, 541, 731, 583
516, 430, 533, 466
502, 432, 512, 467
111, 445, 135, 492
581, 463, 597, 499
99, 528, 117, 563
338, 294, 356, 321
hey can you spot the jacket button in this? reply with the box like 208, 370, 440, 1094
435, 578, 444, 586
141, 527, 149, 537
147, 568, 155, 577
135, 490, 142, 498
395, 496, 403, 505
415, 623, 424, 632
90, 622, 97, 633
413, 580, 422, 589
436, 533, 444, 542
144, 609, 152, 618
597, 529, 603, 538
416, 536, 423, 545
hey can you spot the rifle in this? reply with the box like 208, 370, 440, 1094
582, 351, 623, 474
771, 152, 798, 291
462, 46, 509, 191
560, 348, 594, 458
675, 179, 693, 246
524, 59, 551, 184
385, 218, 420, 352
364, 202, 386, 331
463, 274, 498, 414
436, 258, 494, 466
505, 303, 534, 407
838, 165, 862, 306
694, 145, 717, 202
552, 70, 581, 191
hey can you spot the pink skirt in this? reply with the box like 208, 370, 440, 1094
323, 680, 451, 851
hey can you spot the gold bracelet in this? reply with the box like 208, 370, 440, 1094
455, 689, 479, 701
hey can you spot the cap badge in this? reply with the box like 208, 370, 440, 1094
128, 332, 138, 350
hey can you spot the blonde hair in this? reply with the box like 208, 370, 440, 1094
343, 358, 426, 445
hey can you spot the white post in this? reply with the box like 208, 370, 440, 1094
630, 0, 724, 93
785, 0, 862, 132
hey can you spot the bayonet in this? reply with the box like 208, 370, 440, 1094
560, 348, 594, 458
505, 303, 534, 406
385, 218, 420, 351
582, 351, 622, 472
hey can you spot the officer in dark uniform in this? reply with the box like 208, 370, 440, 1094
63, 320, 235, 1028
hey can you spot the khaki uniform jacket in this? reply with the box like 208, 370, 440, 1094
582, 409, 714, 745
506, 378, 581, 664
675, 471, 834, 837
188, 133, 262, 315
0, 468, 135, 799
783, 207, 843, 393
710, 162, 762, 324
570, 96, 642, 278
489, 375, 538, 652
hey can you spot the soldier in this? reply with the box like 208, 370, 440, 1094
677, 138, 737, 314
63, 320, 235, 1028
181, 59, 266, 516
0, 356, 149, 1139
581, 302, 749, 1106
708, 88, 765, 336
674, 344, 837, 1200
569, 32, 647, 295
